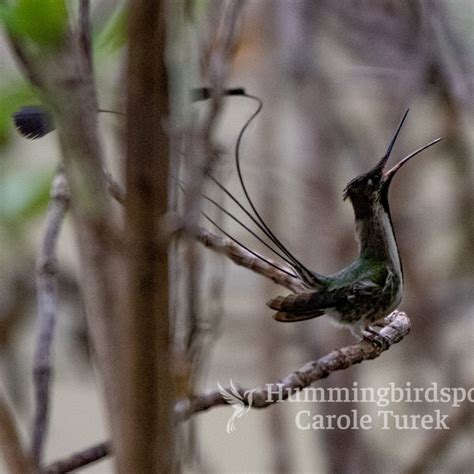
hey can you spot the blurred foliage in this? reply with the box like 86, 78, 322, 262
0, 4, 128, 147
0, 165, 53, 228
0, 2, 129, 244
95, 4, 127, 54
0, 0, 67, 48
0, 80, 38, 146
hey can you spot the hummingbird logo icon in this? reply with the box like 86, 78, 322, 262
217, 380, 256, 433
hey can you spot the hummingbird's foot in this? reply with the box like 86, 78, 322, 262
373, 319, 388, 329
362, 327, 389, 350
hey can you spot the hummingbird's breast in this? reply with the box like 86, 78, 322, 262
355, 207, 404, 284
331, 206, 405, 326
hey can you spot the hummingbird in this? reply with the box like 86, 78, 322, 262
266, 110, 442, 339
202, 101, 442, 341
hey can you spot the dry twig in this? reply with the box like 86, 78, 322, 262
177, 310, 410, 418
79, 0, 92, 72
44, 441, 110, 474
31, 171, 70, 468
42, 311, 409, 472
195, 226, 305, 293
6, 5, 126, 452
180, 1, 247, 384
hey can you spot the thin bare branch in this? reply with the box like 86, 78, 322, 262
106, 185, 303, 297
31, 170, 70, 469
102, 168, 125, 205
79, 0, 92, 72
6, 9, 127, 452
180, 1, 247, 380
177, 311, 410, 419
183, 0, 247, 222
0, 392, 34, 474
195, 226, 306, 293
44, 441, 110, 474
42, 310, 409, 471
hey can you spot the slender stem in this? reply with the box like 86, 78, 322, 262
42, 311, 410, 472
31, 171, 70, 469
6, 0, 131, 460
79, 0, 92, 72
0, 392, 35, 474
177, 311, 410, 419
102, 167, 125, 204
44, 441, 110, 474
195, 226, 305, 293
202, 213, 296, 277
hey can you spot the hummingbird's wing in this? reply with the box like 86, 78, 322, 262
268, 280, 382, 322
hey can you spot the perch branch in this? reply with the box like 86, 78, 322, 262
31, 170, 70, 469
177, 310, 410, 418
43, 311, 409, 471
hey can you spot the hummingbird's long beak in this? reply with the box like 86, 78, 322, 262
369, 109, 442, 182
373, 109, 410, 171
383, 137, 443, 181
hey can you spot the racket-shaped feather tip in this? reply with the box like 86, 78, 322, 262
191, 87, 246, 102
12, 105, 55, 139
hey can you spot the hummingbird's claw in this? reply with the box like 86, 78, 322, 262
363, 327, 389, 350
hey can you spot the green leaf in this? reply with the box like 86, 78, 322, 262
95, 6, 127, 53
0, 0, 68, 48
0, 81, 39, 147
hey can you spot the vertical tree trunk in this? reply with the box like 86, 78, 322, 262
119, 1, 173, 472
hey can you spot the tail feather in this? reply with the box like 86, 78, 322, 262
273, 310, 325, 322
12, 105, 55, 139
268, 289, 340, 323
267, 291, 320, 312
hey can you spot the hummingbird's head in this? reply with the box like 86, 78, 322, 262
343, 110, 442, 218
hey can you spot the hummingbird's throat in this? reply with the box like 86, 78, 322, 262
355, 207, 402, 277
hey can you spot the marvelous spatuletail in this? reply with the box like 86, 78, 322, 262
267, 110, 442, 339
199, 100, 442, 342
